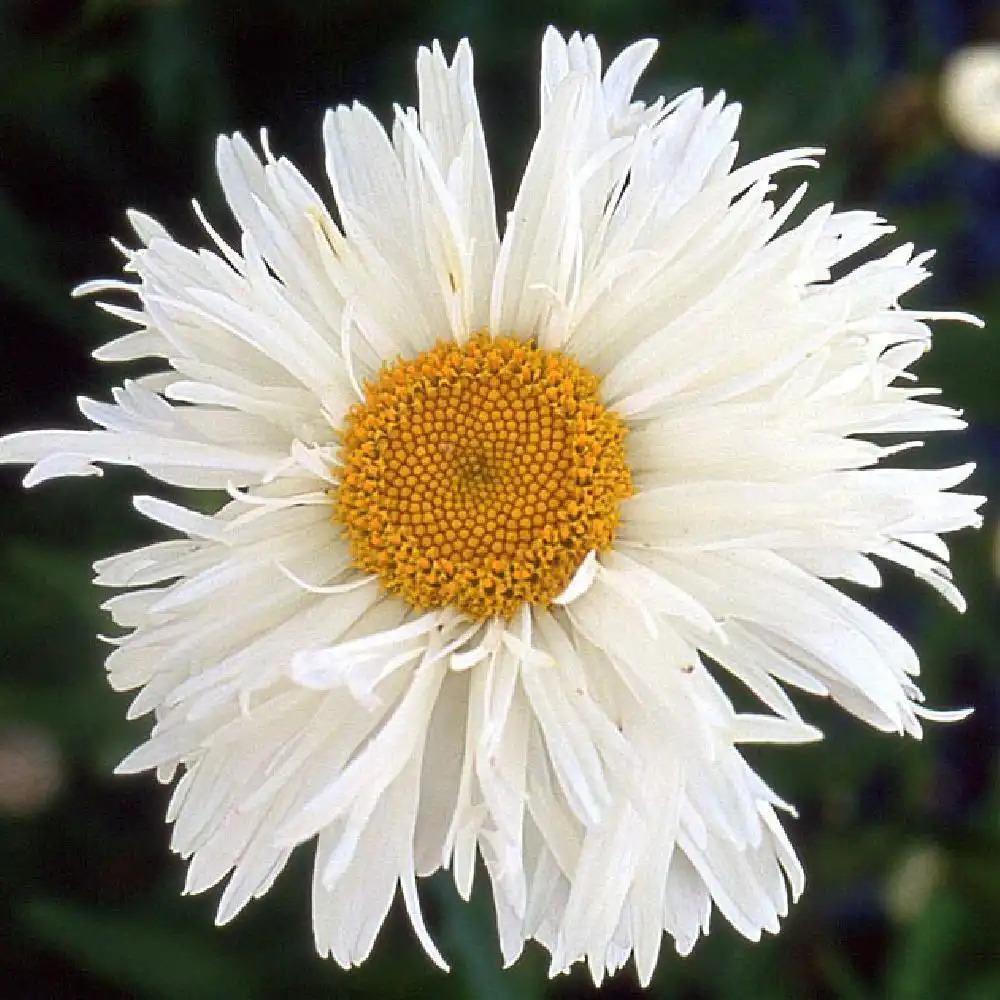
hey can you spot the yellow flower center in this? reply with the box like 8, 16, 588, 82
332, 332, 633, 619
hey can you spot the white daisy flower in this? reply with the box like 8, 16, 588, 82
0, 27, 984, 986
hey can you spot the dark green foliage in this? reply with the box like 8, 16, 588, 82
1, 1, 998, 997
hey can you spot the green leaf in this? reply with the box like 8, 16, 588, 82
20, 897, 265, 1000
434, 872, 547, 1000
885, 890, 967, 1000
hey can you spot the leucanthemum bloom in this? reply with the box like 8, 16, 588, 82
0, 27, 984, 986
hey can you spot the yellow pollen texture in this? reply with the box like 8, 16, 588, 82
333, 333, 633, 620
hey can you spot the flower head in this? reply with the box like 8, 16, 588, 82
0, 27, 984, 986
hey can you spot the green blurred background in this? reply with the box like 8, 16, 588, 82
1, 1, 1000, 997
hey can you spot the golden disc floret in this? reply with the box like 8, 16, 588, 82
332, 332, 633, 619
